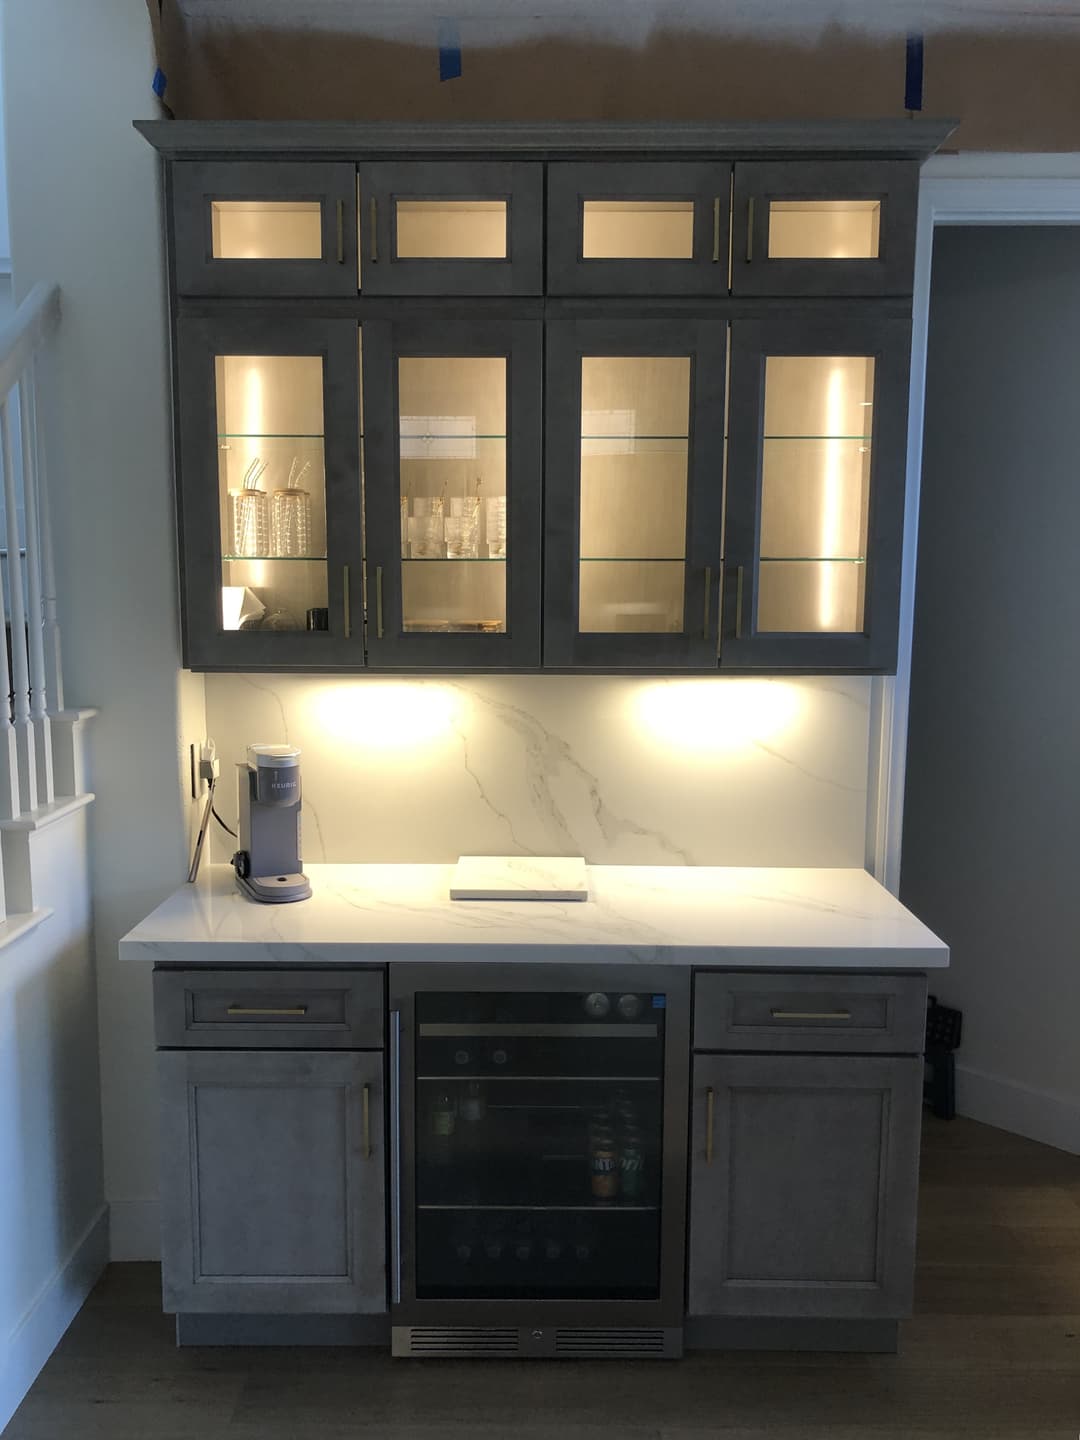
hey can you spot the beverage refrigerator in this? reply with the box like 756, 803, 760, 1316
388, 963, 690, 1358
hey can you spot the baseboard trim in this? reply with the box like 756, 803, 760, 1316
1, 1204, 109, 1432
108, 1198, 161, 1261
956, 1063, 1080, 1154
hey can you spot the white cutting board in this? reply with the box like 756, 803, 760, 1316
450, 855, 589, 901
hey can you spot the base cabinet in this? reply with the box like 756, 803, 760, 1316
158, 1048, 386, 1314
688, 1053, 922, 1319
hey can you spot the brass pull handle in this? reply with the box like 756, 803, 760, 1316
711, 197, 721, 263
336, 199, 345, 263
343, 564, 351, 639
703, 565, 712, 639
770, 1009, 853, 1022
734, 565, 745, 639
376, 565, 384, 639
746, 196, 755, 262
362, 1083, 372, 1160
370, 197, 378, 262
705, 1087, 715, 1165
226, 1006, 308, 1017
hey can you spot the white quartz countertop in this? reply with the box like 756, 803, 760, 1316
119, 864, 948, 969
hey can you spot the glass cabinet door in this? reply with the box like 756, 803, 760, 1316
547, 164, 730, 295
731, 162, 919, 297
723, 315, 911, 671
361, 316, 542, 667
175, 316, 363, 669
172, 162, 358, 297
543, 318, 725, 668
358, 163, 543, 295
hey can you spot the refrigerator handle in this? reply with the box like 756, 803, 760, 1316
389, 1008, 403, 1304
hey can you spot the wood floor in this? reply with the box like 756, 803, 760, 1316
5, 1116, 1080, 1440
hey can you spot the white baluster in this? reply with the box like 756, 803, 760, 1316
0, 394, 37, 812
20, 363, 53, 804
32, 341, 63, 715
0, 436, 19, 821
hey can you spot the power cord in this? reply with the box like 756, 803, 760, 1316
187, 740, 234, 881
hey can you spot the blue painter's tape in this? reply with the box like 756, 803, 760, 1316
438, 19, 462, 81
152, 67, 167, 99
905, 34, 924, 113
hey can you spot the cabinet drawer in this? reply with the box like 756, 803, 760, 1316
694, 973, 926, 1054
154, 969, 384, 1050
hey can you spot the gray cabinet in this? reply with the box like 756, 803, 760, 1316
357, 162, 543, 295
158, 1047, 386, 1314
722, 312, 912, 672
175, 313, 364, 671
172, 161, 359, 298
731, 161, 919, 297
543, 314, 726, 669
547, 163, 730, 296
688, 1052, 922, 1319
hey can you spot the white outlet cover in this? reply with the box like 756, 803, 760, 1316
450, 855, 589, 901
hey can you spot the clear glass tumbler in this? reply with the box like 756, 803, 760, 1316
485, 496, 508, 559
230, 488, 270, 558
270, 488, 313, 557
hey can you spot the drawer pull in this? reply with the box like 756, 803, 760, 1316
225, 1006, 309, 1017
769, 1008, 853, 1021
362, 1083, 372, 1160
370, 197, 378, 262
711, 196, 721, 263
336, 199, 345, 263
705, 1086, 715, 1165
746, 196, 755, 262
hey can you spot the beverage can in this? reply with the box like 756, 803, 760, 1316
619, 1138, 645, 1200
590, 1143, 619, 1199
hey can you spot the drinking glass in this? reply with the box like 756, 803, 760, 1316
230, 488, 269, 557
270, 488, 313, 557
485, 496, 507, 559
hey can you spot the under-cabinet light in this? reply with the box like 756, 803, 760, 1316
633, 679, 802, 753
306, 681, 461, 750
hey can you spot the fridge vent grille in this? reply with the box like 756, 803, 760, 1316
404, 1327, 519, 1356
554, 1327, 668, 1356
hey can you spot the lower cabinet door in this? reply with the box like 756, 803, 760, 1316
688, 1053, 921, 1319
158, 1049, 386, 1313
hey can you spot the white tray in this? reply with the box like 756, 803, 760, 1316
450, 855, 589, 901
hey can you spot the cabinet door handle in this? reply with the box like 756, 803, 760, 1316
711, 197, 721, 263
376, 565, 384, 639
746, 196, 755, 262
734, 565, 745, 639
370, 197, 379, 262
705, 1086, 715, 1165
343, 564, 351, 639
389, 1009, 403, 1304
770, 1009, 853, 1021
702, 565, 712, 639
225, 1005, 308, 1017
336, 199, 345, 264
362, 1082, 372, 1160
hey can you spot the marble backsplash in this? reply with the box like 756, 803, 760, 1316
203, 673, 871, 868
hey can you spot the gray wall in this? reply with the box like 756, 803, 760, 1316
901, 226, 1080, 1152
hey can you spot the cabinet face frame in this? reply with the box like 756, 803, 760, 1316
731, 161, 919, 298
172, 161, 359, 298
688, 1052, 921, 1319
547, 163, 732, 296
175, 313, 365, 670
543, 314, 726, 669
357, 163, 543, 296
721, 311, 911, 673
158, 1048, 387, 1314
361, 313, 543, 668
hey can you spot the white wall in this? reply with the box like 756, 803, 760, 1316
0, 809, 109, 1431
2, 0, 206, 1263
901, 225, 1080, 1154
206, 674, 872, 869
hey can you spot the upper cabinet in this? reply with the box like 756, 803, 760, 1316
172, 161, 359, 297
547, 163, 730, 295
142, 120, 952, 673
357, 162, 543, 295
731, 161, 919, 296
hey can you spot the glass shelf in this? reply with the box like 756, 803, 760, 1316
400, 433, 507, 441
404, 556, 506, 564
222, 554, 328, 563
760, 555, 866, 564
580, 433, 688, 441
581, 556, 686, 563
419, 1204, 659, 1213
218, 432, 325, 440
763, 434, 872, 442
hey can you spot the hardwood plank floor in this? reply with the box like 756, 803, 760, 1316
4, 1117, 1079, 1440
